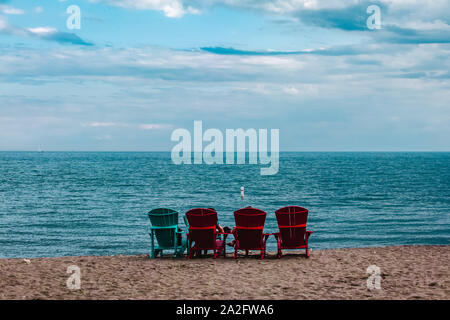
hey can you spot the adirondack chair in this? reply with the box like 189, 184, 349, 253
147, 208, 187, 258
185, 208, 228, 259
274, 206, 314, 258
233, 207, 269, 259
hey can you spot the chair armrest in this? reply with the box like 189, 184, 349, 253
306, 231, 314, 239
263, 233, 270, 245
149, 225, 177, 230
263, 233, 273, 242
216, 232, 230, 242
176, 230, 188, 241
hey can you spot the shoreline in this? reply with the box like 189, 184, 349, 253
0, 245, 448, 300
1, 243, 446, 260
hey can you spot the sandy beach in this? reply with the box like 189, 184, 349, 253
0, 245, 448, 300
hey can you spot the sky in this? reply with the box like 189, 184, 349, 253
0, 0, 449, 151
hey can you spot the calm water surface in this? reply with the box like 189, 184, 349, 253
0, 152, 448, 258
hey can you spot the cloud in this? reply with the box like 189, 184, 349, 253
87, 122, 117, 127
138, 124, 173, 130
26, 26, 93, 46
91, 0, 200, 18
91, 0, 348, 18
28, 27, 58, 35
379, 25, 450, 44
0, 45, 313, 86
42, 31, 93, 46
89, 0, 450, 24
268, 1, 450, 44
283, 86, 299, 95
200, 47, 308, 55
0, 4, 25, 15
200, 45, 380, 56
85, 122, 173, 130
88, 0, 450, 45
0, 16, 93, 46
1, 41, 449, 151
1, 1, 449, 151
1, 42, 447, 88
293, 3, 370, 31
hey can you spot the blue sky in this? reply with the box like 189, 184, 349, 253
0, 0, 449, 151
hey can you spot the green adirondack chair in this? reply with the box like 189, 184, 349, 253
148, 208, 187, 258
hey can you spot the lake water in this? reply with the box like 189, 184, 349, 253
0, 152, 448, 258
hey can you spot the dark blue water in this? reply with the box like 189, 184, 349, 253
0, 152, 448, 258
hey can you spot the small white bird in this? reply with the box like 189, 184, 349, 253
23, 259, 31, 264
240, 186, 244, 199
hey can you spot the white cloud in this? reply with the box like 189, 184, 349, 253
139, 124, 173, 130
399, 19, 450, 31
28, 27, 57, 35
91, 0, 346, 17
85, 122, 172, 130
0, 5, 25, 15
87, 122, 116, 127
91, 0, 450, 29
283, 86, 299, 95
0, 16, 92, 45
240, 56, 304, 69
283, 84, 319, 96
91, 0, 191, 18
1, 42, 449, 151
186, 6, 201, 15
162, 1, 185, 18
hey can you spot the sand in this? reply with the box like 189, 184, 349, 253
0, 245, 448, 300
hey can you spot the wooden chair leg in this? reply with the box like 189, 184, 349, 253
187, 240, 192, 259
150, 231, 155, 259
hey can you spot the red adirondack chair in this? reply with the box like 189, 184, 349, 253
185, 208, 227, 259
233, 207, 269, 259
274, 206, 314, 258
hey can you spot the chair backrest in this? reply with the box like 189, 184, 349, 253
186, 208, 218, 249
275, 206, 309, 246
233, 207, 266, 249
148, 208, 179, 247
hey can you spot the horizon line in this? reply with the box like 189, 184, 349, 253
0, 150, 449, 153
